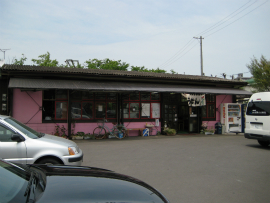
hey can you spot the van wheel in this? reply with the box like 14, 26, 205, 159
36, 158, 62, 165
257, 140, 270, 147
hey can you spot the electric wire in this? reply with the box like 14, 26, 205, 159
205, 0, 269, 38
158, 0, 268, 70
159, 38, 196, 68
196, 0, 257, 37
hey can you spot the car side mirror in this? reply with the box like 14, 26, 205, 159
11, 134, 25, 142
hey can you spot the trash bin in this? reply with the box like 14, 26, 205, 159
215, 122, 222, 134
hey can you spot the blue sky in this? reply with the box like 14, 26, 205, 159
1, 0, 269, 78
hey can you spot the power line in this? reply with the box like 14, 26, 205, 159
157, 0, 268, 70
196, 0, 258, 37
159, 38, 196, 68
205, 0, 269, 38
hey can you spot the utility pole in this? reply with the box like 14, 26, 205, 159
0, 49, 11, 60
193, 36, 204, 76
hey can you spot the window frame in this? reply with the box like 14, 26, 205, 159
202, 94, 216, 121
124, 93, 161, 120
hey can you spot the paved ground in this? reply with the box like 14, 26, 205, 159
74, 133, 270, 203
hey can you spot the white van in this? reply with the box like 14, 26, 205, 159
244, 92, 270, 147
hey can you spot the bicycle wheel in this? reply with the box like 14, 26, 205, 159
114, 128, 126, 140
93, 127, 106, 139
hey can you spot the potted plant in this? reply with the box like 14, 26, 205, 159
200, 123, 215, 135
204, 127, 215, 135
73, 132, 84, 140
164, 128, 176, 136
84, 133, 95, 140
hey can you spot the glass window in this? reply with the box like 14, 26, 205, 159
208, 104, 215, 118
56, 102, 67, 119
202, 94, 216, 120
130, 92, 140, 100
122, 93, 129, 101
107, 93, 117, 100
141, 93, 150, 100
107, 102, 116, 118
0, 125, 14, 142
151, 93, 160, 100
130, 103, 139, 118
82, 102, 93, 119
95, 103, 105, 118
123, 103, 129, 118
82, 92, 93, 100
71, 102, 82, 119
246, 101, 270, 116
202, 106, 206, 117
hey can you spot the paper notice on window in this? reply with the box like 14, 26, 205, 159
141, 103, 150, 117
98, 105, 103, 111
151, 103, 160, 118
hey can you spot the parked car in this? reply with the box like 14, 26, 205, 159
0, 115, 83, 165
0, 159, 170, 202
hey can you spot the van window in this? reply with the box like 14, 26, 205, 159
246, 101, 270, 116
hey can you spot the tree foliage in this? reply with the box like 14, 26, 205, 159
85, 58, 129, 71
131, 66, 166, 73
32, 52, 59, 67
13, 54, 27, 65
13, 51, 177, 74
247, 55, 270, 92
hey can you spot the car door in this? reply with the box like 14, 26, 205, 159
0, 124, 27, 164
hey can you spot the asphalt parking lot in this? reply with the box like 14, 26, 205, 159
74, 133, 270, 203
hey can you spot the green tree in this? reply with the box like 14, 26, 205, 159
247, 55, 270, 92
131, 66, 167, 73
13, 54, 27, 65
131, 66, 149, 72
32, 52, 59, 67
85, 58, 129, 71
170, 69, 178, 74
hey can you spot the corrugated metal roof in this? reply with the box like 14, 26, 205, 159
1, 64, 246, 84
8, 78, 252, 95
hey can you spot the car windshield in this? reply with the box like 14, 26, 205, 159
0, 160, 29, 202
4, 117, 42, 138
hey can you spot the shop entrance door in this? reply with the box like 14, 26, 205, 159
162, 93, 202, 134
178, 105, 189, 133
164, 104, 178, 130
188, 106, 201, 133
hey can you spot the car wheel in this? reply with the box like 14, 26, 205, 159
36, 158, 62, 165
257, 140, 270, 147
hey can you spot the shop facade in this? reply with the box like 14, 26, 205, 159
0, 65, 251, 137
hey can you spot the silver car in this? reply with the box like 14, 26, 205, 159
0, 115, 83, 165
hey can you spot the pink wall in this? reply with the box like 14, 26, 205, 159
12, 89, 230, 135
12, 89, 161, 136
204, 95, 233, 129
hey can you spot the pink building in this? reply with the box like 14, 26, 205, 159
0, 65, 251, 138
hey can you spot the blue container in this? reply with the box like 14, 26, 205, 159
143, 129, 149, 136
118, 133, 123, 138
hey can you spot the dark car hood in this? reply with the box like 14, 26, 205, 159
35, 165, 169, 203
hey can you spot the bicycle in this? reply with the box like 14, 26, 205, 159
93, 118, 127, 140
